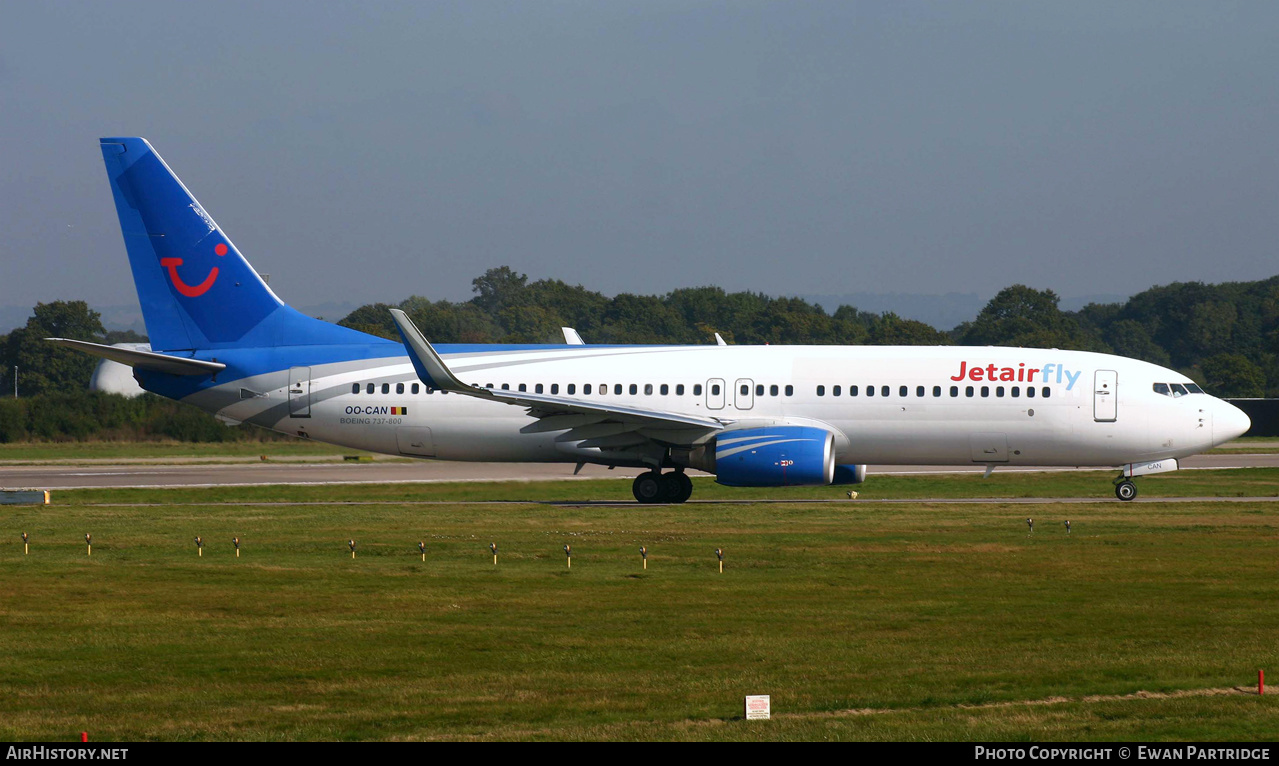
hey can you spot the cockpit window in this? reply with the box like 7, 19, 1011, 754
1154, 381, 1203, 397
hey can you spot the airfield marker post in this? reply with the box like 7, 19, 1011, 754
22, 531, 28, 555
233, 536, 240, 557
716, 548, 723, 574
1260, 670, 1265, 696
195, 536, 203, 557
640, 546, 647, 570
80, 732, 87, 743
85, 533, 91, 557
419, 541, 426, 562
348, 540, 356, 559
490, 542, 497, 565
564, 544, 571, 569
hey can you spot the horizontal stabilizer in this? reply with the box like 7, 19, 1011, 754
46, 338, 226, 376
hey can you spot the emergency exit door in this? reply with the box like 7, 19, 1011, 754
1094, 370, 1117, 422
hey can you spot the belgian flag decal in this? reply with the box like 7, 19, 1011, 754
391, 407, 408, 415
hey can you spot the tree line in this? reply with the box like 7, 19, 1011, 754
0, 270, 1274, 442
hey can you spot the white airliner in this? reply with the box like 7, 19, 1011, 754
52, 138, 1251, 503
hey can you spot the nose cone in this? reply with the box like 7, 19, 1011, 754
1214, 400, 1251, 445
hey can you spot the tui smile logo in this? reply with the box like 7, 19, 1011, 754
161, 243, 227, 297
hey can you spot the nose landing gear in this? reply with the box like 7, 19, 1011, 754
632, 470, 694, 504
1113, 477, 1138, 501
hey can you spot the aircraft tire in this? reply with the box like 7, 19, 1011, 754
672, 472, 693, 503
1115, 480, 1138, 501
632, 472, 663, 504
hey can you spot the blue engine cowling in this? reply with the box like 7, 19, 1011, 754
713, 426, 835, 487
831, 464, 867, 484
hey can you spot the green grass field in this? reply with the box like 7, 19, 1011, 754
2, 473, 1278, 741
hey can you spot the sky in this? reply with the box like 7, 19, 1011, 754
2, 2, 1277, 329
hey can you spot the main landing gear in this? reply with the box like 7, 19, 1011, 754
632, 470, 693, 504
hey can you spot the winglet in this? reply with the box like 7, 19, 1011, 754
562, 327, 585, 345
714, 333, 728, 346
389, 309, 472, 392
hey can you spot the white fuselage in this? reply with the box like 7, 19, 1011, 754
189, 344, 1248, 469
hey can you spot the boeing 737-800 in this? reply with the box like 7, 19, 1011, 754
50, 138, 1251, 503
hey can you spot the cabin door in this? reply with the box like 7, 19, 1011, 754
288, 367, 311, 418
1094, 370, 1117, 422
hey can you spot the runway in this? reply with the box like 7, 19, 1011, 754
1, 452, 1276, 490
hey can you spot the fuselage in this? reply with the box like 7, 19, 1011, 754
160, 343, 1250, 469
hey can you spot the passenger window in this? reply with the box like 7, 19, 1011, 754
916, 386, 925, 397
1042, 387, 1051, 398
584, 384, 592, 395
817, 385, 825, 397
849, 385, 858, 397
551, 384, 559, 394
629, 384, 638, 395
661, 384, 669, 395
785, 385, 793, 396
1011, 386, 1019, 397
770, 385, 779, 396
485, 383, 494, 389
694, 384, 703, 396
644, 384, 653, 395
881, 386, 889, 397
615, 384, 623, 395
966, 386, 974, 397
396, 383, 405, 394
741, 384, 749, 396
950, 386, 958, 397
867, 385, 875, 397
755, 384, 764, 396
899, 386, 907, 397
981, 386, 989, 397
382, 383, 390, 394
518, 383, 527, 392
833, 385, 841, 397
996, 386, 1004, 397
351, 383, 360, 394
933, 386, 941, 397
501, 383, 510, 390
567, 384, 575, 395
676, 384, 685, 395
1026, 386, 1035, 398
711, 384, 720, 395
367, 383, 375, 394
536, 384, 544, 394
412, 383, 420, 394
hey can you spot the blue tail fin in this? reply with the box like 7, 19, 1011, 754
100, 138, 368, 352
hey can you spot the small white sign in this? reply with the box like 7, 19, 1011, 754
745, 694, 771, 720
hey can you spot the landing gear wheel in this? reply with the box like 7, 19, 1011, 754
657, 473, 681, 502
632, 472, 663, 504
1115, 480, 1138, 501
671, 472, 694, 504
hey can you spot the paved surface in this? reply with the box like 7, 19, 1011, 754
1, 453, 1276, 490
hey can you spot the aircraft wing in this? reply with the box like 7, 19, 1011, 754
389, 310, 727, 445
46, 338, 226, 376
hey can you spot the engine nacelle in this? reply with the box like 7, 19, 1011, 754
712, 426, 835, 487
831, 464, 867, 484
